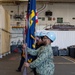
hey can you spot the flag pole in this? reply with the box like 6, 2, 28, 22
23, 0, 37, 75
23, 0, 30, 74
23, 13, 28, 75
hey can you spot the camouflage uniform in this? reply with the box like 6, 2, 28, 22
27, 44, 55, 75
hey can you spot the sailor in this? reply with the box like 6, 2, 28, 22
24, 32, 56, 75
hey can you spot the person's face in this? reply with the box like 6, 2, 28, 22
36, 38, 43, 44
35, 36, 39, 41
35, 36, 45, 46
43, 36, 51, 45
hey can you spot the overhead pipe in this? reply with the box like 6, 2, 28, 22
37, 3, 46, 14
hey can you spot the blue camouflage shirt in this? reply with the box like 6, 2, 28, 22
27, 44, 55, 75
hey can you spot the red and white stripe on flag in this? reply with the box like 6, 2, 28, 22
36, 10, 38, 25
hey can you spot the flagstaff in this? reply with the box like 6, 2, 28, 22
23, 0, 36, 75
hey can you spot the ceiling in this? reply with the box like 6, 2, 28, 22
0, 0, 75, 3
0, 0, 75, 5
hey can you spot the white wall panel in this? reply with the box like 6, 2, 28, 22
50, 31, 75, 49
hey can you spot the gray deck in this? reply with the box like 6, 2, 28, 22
0, 53, 75, 75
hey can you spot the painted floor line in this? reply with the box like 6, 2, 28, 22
54, 62, 75, 64
61, 56, 75, 64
